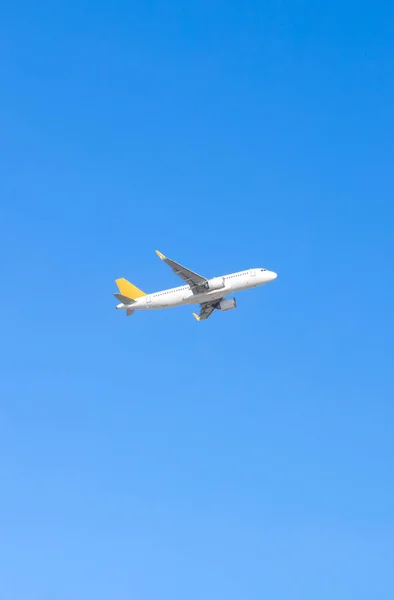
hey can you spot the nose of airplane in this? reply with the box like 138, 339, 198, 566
270, 271, 278, 281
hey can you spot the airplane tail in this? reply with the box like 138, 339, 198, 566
115, 278, 147, 300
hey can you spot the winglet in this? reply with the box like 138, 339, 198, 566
155, 250, 165, 260
192, 313, 201, 321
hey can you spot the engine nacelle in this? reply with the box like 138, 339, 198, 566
219, 298, 237, 311
206, 276, 225, 291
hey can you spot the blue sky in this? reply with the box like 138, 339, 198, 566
1, 2, 393, 598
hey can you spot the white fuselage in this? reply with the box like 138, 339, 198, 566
116, 268, 277, 312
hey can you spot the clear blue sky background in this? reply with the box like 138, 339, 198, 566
1, 2, 393, 598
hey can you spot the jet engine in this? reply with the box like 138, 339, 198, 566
205, 276, 225, 291
219, 298, 237, 311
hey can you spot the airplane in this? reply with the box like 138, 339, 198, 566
114, 250, 277, 321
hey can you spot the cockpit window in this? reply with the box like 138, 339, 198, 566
261, 268, 267, 272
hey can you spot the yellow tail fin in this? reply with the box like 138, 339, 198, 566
115, 278, 147, 299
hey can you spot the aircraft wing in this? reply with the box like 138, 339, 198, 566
155, 250, 207, 294
192, 301, 220, 321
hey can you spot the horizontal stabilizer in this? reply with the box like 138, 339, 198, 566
126, 308, 135, 317
114, 293, 135, 305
